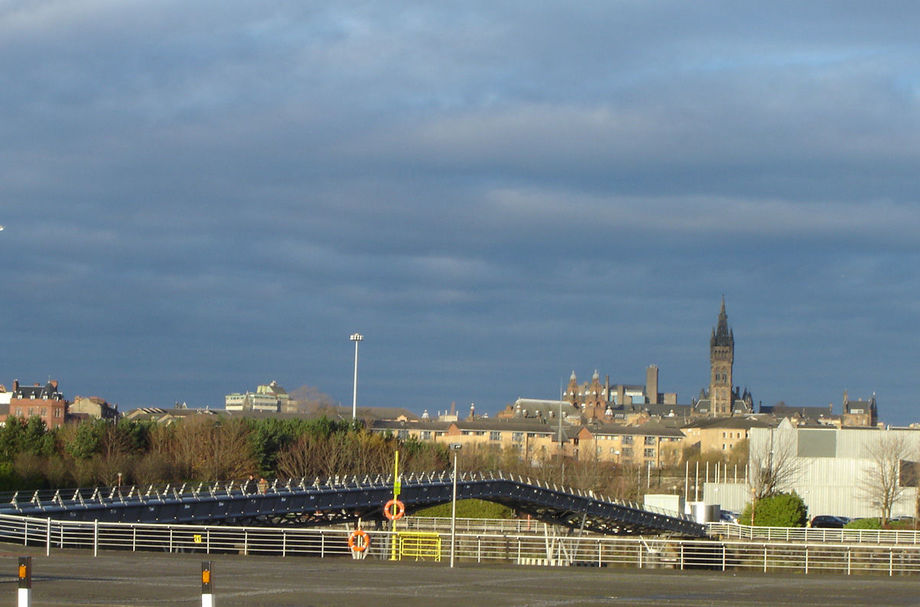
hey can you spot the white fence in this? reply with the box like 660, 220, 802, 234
707, 522, 920, 545
3, 514, 920, 576
405, 517, 920, 547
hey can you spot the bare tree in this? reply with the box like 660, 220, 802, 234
748, 425, 800, 501
859, 432, 915, 524
288, 385, 337, 415
276, 434, 323, 479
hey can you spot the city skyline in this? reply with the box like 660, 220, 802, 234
2, 3, 918, 424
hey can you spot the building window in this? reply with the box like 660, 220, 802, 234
622, 447, 633, 457
421, 431, 432, 440
644, 448, 655, 458
644, 436, 656, 445
622, 436, 633, 445
489, 431, 501, 441
397, 430, 408, 440
512, 432, 524, 443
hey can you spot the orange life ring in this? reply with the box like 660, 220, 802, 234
348, 529, 369, 552
383, 498, 405, 521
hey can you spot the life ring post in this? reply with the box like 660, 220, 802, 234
384, 499, 405, 521
348, 529, 370, 553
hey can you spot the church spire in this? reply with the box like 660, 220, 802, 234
709, 297, 736, 416
711, 296, 733, 348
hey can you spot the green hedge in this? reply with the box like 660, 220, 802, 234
845, 518, 882, 529
413, 499, 514, 519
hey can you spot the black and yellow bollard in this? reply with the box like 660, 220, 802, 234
18, 556, 32, 607
201, 561, 214, 607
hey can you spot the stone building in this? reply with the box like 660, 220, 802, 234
69, 396, 119, 421
842, 390, 878, 427
370, 417, 688, 468
225, 380, 291, 413
693, 299, 753, 417
561, 366, 677, 422
3, 379, 67, 429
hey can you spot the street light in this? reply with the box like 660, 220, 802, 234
449, 442, 462, 568
349, 333, 363, 421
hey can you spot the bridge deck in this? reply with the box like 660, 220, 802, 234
0, 472, 705, 537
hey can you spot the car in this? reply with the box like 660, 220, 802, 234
809, 515, 850, 528
719, 510, 739, 523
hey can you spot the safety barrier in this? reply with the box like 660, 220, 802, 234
406, 517, 920, 547
401, 516, 549, 535
3, 513, 920, 576
395, 532, 441, 561
707, 522, 920, 545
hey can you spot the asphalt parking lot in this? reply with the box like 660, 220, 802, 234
2, 547, 919, 606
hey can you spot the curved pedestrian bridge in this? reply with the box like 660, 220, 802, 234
0, 472, 705, 537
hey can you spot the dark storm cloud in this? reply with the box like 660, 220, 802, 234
1, 1, 919, 422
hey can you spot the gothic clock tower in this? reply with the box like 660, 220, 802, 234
709, 297, 734, 416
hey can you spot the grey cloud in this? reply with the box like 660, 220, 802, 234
1, 1, 918, 423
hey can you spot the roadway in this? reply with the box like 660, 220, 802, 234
1, 547, 917, 606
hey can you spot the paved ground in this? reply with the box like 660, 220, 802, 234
1, 547, 919, 606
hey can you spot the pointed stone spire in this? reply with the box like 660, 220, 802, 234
711, 296, 733, 347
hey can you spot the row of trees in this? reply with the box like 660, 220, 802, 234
0, 415, 685, 503
2, 414, 912, 526
0, 416, 453, 490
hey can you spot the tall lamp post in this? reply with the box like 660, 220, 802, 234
349, 333, 364, 421
449, 443, 462, 568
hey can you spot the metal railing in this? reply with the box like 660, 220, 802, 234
0, 472, 703, 536
0, 472, 691, 521
707, 522, 920, 545
401, 516, 551, 534
3, 513, 920, 576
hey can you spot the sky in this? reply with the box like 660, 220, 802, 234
1, 1, 919, 425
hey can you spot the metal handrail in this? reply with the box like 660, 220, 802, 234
1, 512, 919, 576
0, 471, 699, 526
707, 521, 920, 545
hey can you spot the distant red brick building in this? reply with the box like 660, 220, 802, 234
4, 379, 67, 429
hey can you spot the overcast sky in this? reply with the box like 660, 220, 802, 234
2, 1, 918, 424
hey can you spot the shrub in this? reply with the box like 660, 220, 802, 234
414, 499, 514, 519
845, 518, 881, 529
740, 492, 807, 527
